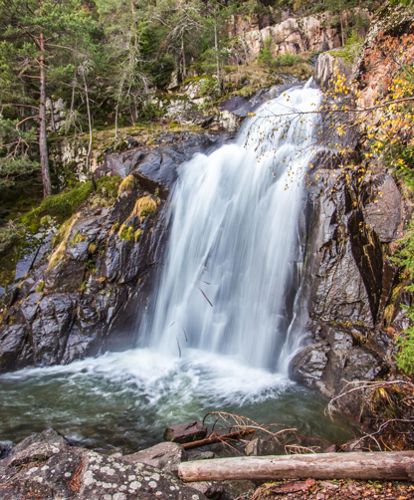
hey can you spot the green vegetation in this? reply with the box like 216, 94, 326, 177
273, 53, 305, 67
331, 31, 364, 63
118, 224, 136, 242
21, 183, 93, 233
20, 176, 120, 233
392, 224, 414, 375
118, 175, 136, 196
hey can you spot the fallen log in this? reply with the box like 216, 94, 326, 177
178, 451, 414, 482
182, 429, 255, 450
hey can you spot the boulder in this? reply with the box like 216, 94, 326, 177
245, 437, 284, 456
0, 429, 206, 500
123, 442, 184, 474
290, 326, 384, 398
164, 421, 208, 444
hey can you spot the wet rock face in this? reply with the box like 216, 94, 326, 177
0, 429, 206, 500
290, 166, 404, 398
290, 325, 384, 399
290, 9, 414, 402
0, 132, 221, 373
101, 132, 222, 191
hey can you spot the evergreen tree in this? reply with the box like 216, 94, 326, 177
0, 0, 100, 196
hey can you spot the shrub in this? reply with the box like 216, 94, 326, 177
273, 53, 304, 67
0, 221, 24, 256
397, 319, 414, 375
332, 31, 363, 64
392, 222, 414, 375
258, 38, 304, 69
257, 38, 274, 67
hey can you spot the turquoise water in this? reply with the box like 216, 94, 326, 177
0, 348, 354, 453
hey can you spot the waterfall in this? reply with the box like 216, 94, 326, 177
142, 81, 322, 372
0, 82, 354, 451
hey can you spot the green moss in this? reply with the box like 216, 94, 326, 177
88, 242, 97, 254
20, 176, 121, 234
118, 224, 135, 242
70, 231, 86, 246
134, 228, 143, 242
20, 182, 93, 233
117, 174, 136, 196
0, 222, 25, 287
133, 195, 158, 219
35, 280, 45, 293
48, 214, 79, 269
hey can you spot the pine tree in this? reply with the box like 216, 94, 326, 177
0, 0, 99, 196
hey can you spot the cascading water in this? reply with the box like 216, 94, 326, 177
142, 81, 322, 372
0, 82, 348, 452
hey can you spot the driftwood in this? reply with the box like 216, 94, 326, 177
178, 451, 414, 482
182, 429, 255, 450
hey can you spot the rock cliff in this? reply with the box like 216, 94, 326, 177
290, 5, 414, 404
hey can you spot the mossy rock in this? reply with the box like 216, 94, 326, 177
69, 231, 86, 246
21, 176, 121, 234
117, 175, 136, 196
118, 224, 135, 242
132, 195, 159, 219
48, 214, 80, 270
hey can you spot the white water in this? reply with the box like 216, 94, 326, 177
142, 81, 322, 372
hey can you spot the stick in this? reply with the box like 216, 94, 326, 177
182, 429, 255, 450
178, 451, 414, 482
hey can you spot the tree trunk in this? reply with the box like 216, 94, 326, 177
178, 452, 414, 482
39, 31, 51, 197
81, 65, 93, 178
214, 17, 221, 93
181, 33, 186, 80
339, 13, 345, 47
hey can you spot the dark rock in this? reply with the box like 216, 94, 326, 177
186, 450, 215, 461
290, 326, 384, 398
289, 343, 330, 393
0, 324, 29, 372
220, 96, 251, 116
164, 421, 208, 444
188, 481, 226, 499
99, 131, 223, 192
363, 175, 403, 243
0, 429, 206, 499
245, 437, 284, 456
0, 442, 12, 460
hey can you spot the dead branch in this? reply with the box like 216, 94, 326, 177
182, 429, 255, 450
